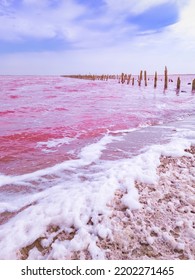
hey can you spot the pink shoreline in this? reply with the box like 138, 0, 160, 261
3, 147, 195, 260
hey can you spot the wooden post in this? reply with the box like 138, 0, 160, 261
164, 66, 168, 90
192, 79, 195, 91
140, 70, 143, 81
154, 71, 157, 88
138, 70, 142, 86
176, 77, 181, 91
121, 73, 125, 84
127, 74, 131, 85
144, 70, 147, 86
132, 77, 134, 86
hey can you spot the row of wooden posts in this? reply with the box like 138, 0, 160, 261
62, 67, 195, 92
119, 67, 195, 92
120, 67, 171, 89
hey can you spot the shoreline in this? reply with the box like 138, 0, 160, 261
18, 146, 195, 260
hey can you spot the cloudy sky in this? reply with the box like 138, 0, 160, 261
0, 0, 194, 75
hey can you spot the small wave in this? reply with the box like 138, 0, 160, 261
37, 137, 74, 151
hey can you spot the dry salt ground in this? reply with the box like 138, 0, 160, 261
98, 147, 195, 260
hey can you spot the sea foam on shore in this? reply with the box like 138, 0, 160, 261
1, 123, 195, 260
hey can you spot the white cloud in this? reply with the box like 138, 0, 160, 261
0, 0, 87, 41
22, 0, 49, 7
169, 0, 195, 49
104, 0, 174, 15
0, 0, 13, 6
0, 0, 185, 49
0, 0, 138, 48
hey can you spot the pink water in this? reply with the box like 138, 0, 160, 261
1, 75, 195, 176
0, 75, 195, 259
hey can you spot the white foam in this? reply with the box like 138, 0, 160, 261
107, 123, 151, 135
121, 188, 141, 210
0, 134, 122, 188
37, 137, 74, 152
0, 159, 82, 187
107, 127, 138, 135
0, 202, 18, 213
79, 134, 122, 163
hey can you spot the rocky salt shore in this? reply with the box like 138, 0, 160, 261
97, 146, 195, 260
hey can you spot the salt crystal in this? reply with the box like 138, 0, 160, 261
176, 243, 185, 251
146, 236, 154, 245
176, 220, 184, 227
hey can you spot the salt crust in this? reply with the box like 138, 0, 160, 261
98, 146, 195, 260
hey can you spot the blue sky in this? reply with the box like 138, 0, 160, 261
0, 0, 194, 74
